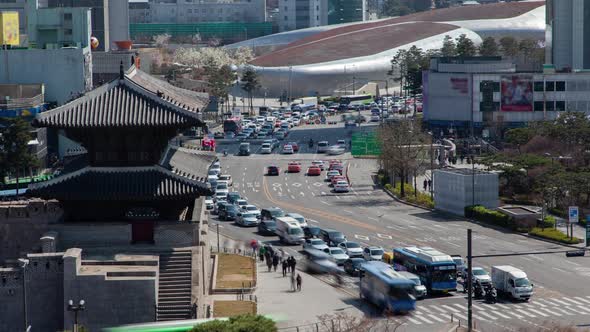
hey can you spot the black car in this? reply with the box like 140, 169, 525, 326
219, 204, 240, 221
214, 201, 229, 215
258, 219, 277, 235
343, 258, 366, 276
303, 226, 321, 239
267, 165, 280, 176
260, 207, 285, 221
320, 228, 347, 246
226, 192, 241, 204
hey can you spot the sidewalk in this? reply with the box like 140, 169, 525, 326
208, 228, 364, 329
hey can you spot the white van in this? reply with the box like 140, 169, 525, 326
317, 141, 329, 153
275, 217, 305, 245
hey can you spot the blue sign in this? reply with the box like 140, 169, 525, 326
569, 206, 579, 223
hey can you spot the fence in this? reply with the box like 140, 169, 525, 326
210, 245, 255, 258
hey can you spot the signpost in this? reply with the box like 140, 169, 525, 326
569, 206, 579, 223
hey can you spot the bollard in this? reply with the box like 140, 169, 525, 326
296, 327, 299, 332
316, 323, 319, 332
451, 313, 454, 322
331, 320, 335, 330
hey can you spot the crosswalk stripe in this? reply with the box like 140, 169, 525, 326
515, 309, 536, 317
494, 303, 512, 310
429, 305, 448, 314
503, 311, 523, 319
413, 315, 434, 324
476, 311, 498, 320
527, 308, 549, 317
574, 306, 590, 314
491, 311, 512, 319
574, 296, 590, 304
452, 303, 466, 310
537, 307, 561, 316
566, 306, 589, 315
562, 297, 584, 306
551, 298, 572, 306
538, 298, 560, 306
442, 304, 459, 312
551, 306, 575, 316
425, 314, 446, 323
472, 303, 485, 310
472, 314, 488, 321
453, 312, 468, 321
406, 317, 422, 325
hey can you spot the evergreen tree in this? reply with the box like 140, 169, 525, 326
479, 37, 499, 56
0, 118, 38, 194
440, 35, 457, 57
499, 36, 519, 58
455, 34, 477, 57
240, 66, 261, 115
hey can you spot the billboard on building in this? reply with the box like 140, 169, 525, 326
0, 12, 19, 46
501, 75, 533, 112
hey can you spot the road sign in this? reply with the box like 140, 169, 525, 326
569, 206, 579, 224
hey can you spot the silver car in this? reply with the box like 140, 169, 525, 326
323, 247, 349, 265
303, 238, 329, 251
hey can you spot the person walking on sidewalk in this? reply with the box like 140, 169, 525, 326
282, 259, 288, 277
296, 274, 302, 291
290, 273, 296, 291
259, 246, 266, 262
423, 179, 427, 191
266, 254, 273, 272
272, 254, 279, 272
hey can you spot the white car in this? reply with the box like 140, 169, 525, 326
363, 246, 385, 261
208, 169, 220, 178
216, 182, 229, 196
303, 238, 329, 251
242, 204, 261, 218
370, 115, 380, 122
292, 118, 301, 126
323, 247, 349, 265
204, 196, 214, 210
218, 174, 232, 186
317, 141, 329, 153
463, 266, 492, 285
311, 160, 325, 170
326, 170, 341, 181
286, 213, 308, 228
327, 146, 345, 155
338, 241, 363, 257
235, 199, 248, 209
333, 180, 350, 193
260, 143, 272, 154
282, 144, 294, 154
214, 191, 227, 202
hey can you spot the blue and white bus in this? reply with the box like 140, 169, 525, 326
393, 247, 457, 293
360, 261, 416, 314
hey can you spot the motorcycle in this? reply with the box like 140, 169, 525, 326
223, 150, 228, 157
485, 285, 497, 304
474, 282, 485, 299
308, 139, 314, 148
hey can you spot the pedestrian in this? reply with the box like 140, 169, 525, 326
259, 246, 266, 262
427, 179, 432, 191
272, 254, 279, 272
279, 248, 285, 263
296, 274, 302, 291
290, 273, 296, 291
290, 256, 297, 273
266, 254, 273, 272
282, 259, 288, 277
423, 179, 427, 191
460, 155, 465, 164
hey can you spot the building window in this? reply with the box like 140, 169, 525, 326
556, 101, 566, 111
545, 101, 555, 111
64, 28, 73, 36
534, 101, 544, 111
556, 81, 566, 91
285, 6, 288, 10
316, 5, 319, 10
64, 13, 72, 21
284, 16, 288, 20
534, 81, 544, 91
545, 81, 555, 91
188, 9, 192, 13
317, 15, 319, 20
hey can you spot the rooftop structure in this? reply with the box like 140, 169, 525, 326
245, 1, 545, 97
433, 168, 499, 216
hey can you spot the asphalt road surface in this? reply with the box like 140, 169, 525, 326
207, 119, 590, 331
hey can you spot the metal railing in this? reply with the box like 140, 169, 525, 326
0, 94, 44, 110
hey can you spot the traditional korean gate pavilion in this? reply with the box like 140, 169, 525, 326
28, 66, 213, 243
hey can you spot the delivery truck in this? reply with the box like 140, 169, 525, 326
491, 265, 533, 301
275, 217, 305, 245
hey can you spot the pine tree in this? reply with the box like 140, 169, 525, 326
455, 34, 477, 57
499, 36, 519, 58
240, 66, 261, 115
440, 35, 457, 57
479, 37, 499, 56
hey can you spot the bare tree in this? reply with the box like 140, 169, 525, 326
316, 312, 377, 332
154, 33, 171, 48
377, 119, 431, 197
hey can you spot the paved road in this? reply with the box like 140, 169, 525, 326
209, 122, 590, 331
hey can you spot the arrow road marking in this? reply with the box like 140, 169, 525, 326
355, 234, 370, 241
292, 183, 302, 187
377, 233, 393, 239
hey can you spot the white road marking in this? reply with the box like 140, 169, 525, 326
308, 219, 319, 224
490, 311, 512, 319
300, 192, 305, 197
561, 297, 584, 306
413, 315, 433, 324
574, 296, 590, 304
536, 307, 561, 317
552, 267, 567, 273
343, 210, 353, 214
452, 312, 468, 320
476, 311, 497, 320
406, 317, 422, 325
526, 308, 548, 317
320, 200, 331, 205
311, 192, 316, 197
287, 188, 291, 193
551, 298, 573, 307
354, 234, 370, 241
321, 191, 326, 196
515, 309, 536, 318
441, 305, 459, 312
292, 183, 302, 187
367, 217, 378, 221
290, 195, 295, 199
335, 195, 340, 199
429, 305, 447, 314
567, 260, 581, 266
446, 242, 461, 248
313, 182, 323, 187
425, 314, 445, 323
377, 233, 393, 239
273, 183, 282, 187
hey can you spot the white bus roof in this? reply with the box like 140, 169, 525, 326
402, 246, 453, 263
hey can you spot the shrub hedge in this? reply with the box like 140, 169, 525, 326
528, 227, 582, 244
538, 215, 556, 228
384, 183, 434, 209
465, 205, 514, 229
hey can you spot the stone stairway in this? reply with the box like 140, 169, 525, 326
157, 250, 193, 321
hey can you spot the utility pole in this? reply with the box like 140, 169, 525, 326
216, 223, 220, 253
467, 229, 473, 331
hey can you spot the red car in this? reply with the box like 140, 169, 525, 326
329, 163, 344, 174
331, 175, 347, 186
307, 166, 322, 176
288, 142, 299, 152
288, 162, 302, 173
275, 120, 282, 128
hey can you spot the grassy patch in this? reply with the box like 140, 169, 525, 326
384, 183, 434, 209
216, 253, 256, 289
529, 227, 582, 244
213, 301, 256, 317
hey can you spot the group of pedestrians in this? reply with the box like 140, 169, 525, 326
255, 242, 302, 292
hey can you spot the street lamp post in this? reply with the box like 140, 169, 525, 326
428, 132, 434, 199
18, 258, 29, 332
67, 299, 86, 332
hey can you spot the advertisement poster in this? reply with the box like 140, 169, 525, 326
0, 12, 19, 46
501, 75, 533, 112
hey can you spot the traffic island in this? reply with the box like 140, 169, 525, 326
213, 300, 257, 317
212, 253, 257, 293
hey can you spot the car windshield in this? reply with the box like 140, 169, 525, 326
270, 210, 285, 217
289, 228, 303, 235
219, 175, 229, 180
206, 196, 212, 200
217, 184, 228, 189
237, 200, 247, 205
264, 220, 276, 227
262, 144, 270, 148
515, 278, 531, 287
330, 232, 344, 240
311, 239, 325, 245
208, 170, 217, 175
432, 270, 456, 282
226, 206, 238, 212
246, 206, 257, 211
331, 248, 345, 255
242, 213, 257, 218
473, 269, 487, 276
453, 258, 463, 266
371, 249, 384, 256
346, 242, 360, 248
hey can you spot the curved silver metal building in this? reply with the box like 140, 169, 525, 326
245, 1, 545, 97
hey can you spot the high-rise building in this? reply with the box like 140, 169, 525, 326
278, 0, 377, 32
546, 0, 590, 71
142, 0, 267, 24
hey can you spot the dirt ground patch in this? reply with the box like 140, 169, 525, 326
213, 300, 257, 317
216, 253, 256, 289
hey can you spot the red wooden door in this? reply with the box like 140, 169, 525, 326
131, 221, 154, 244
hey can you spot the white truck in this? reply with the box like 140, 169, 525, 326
491, 265, 533, 301
292, 97, 318, 107
275, 217, 305, 245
